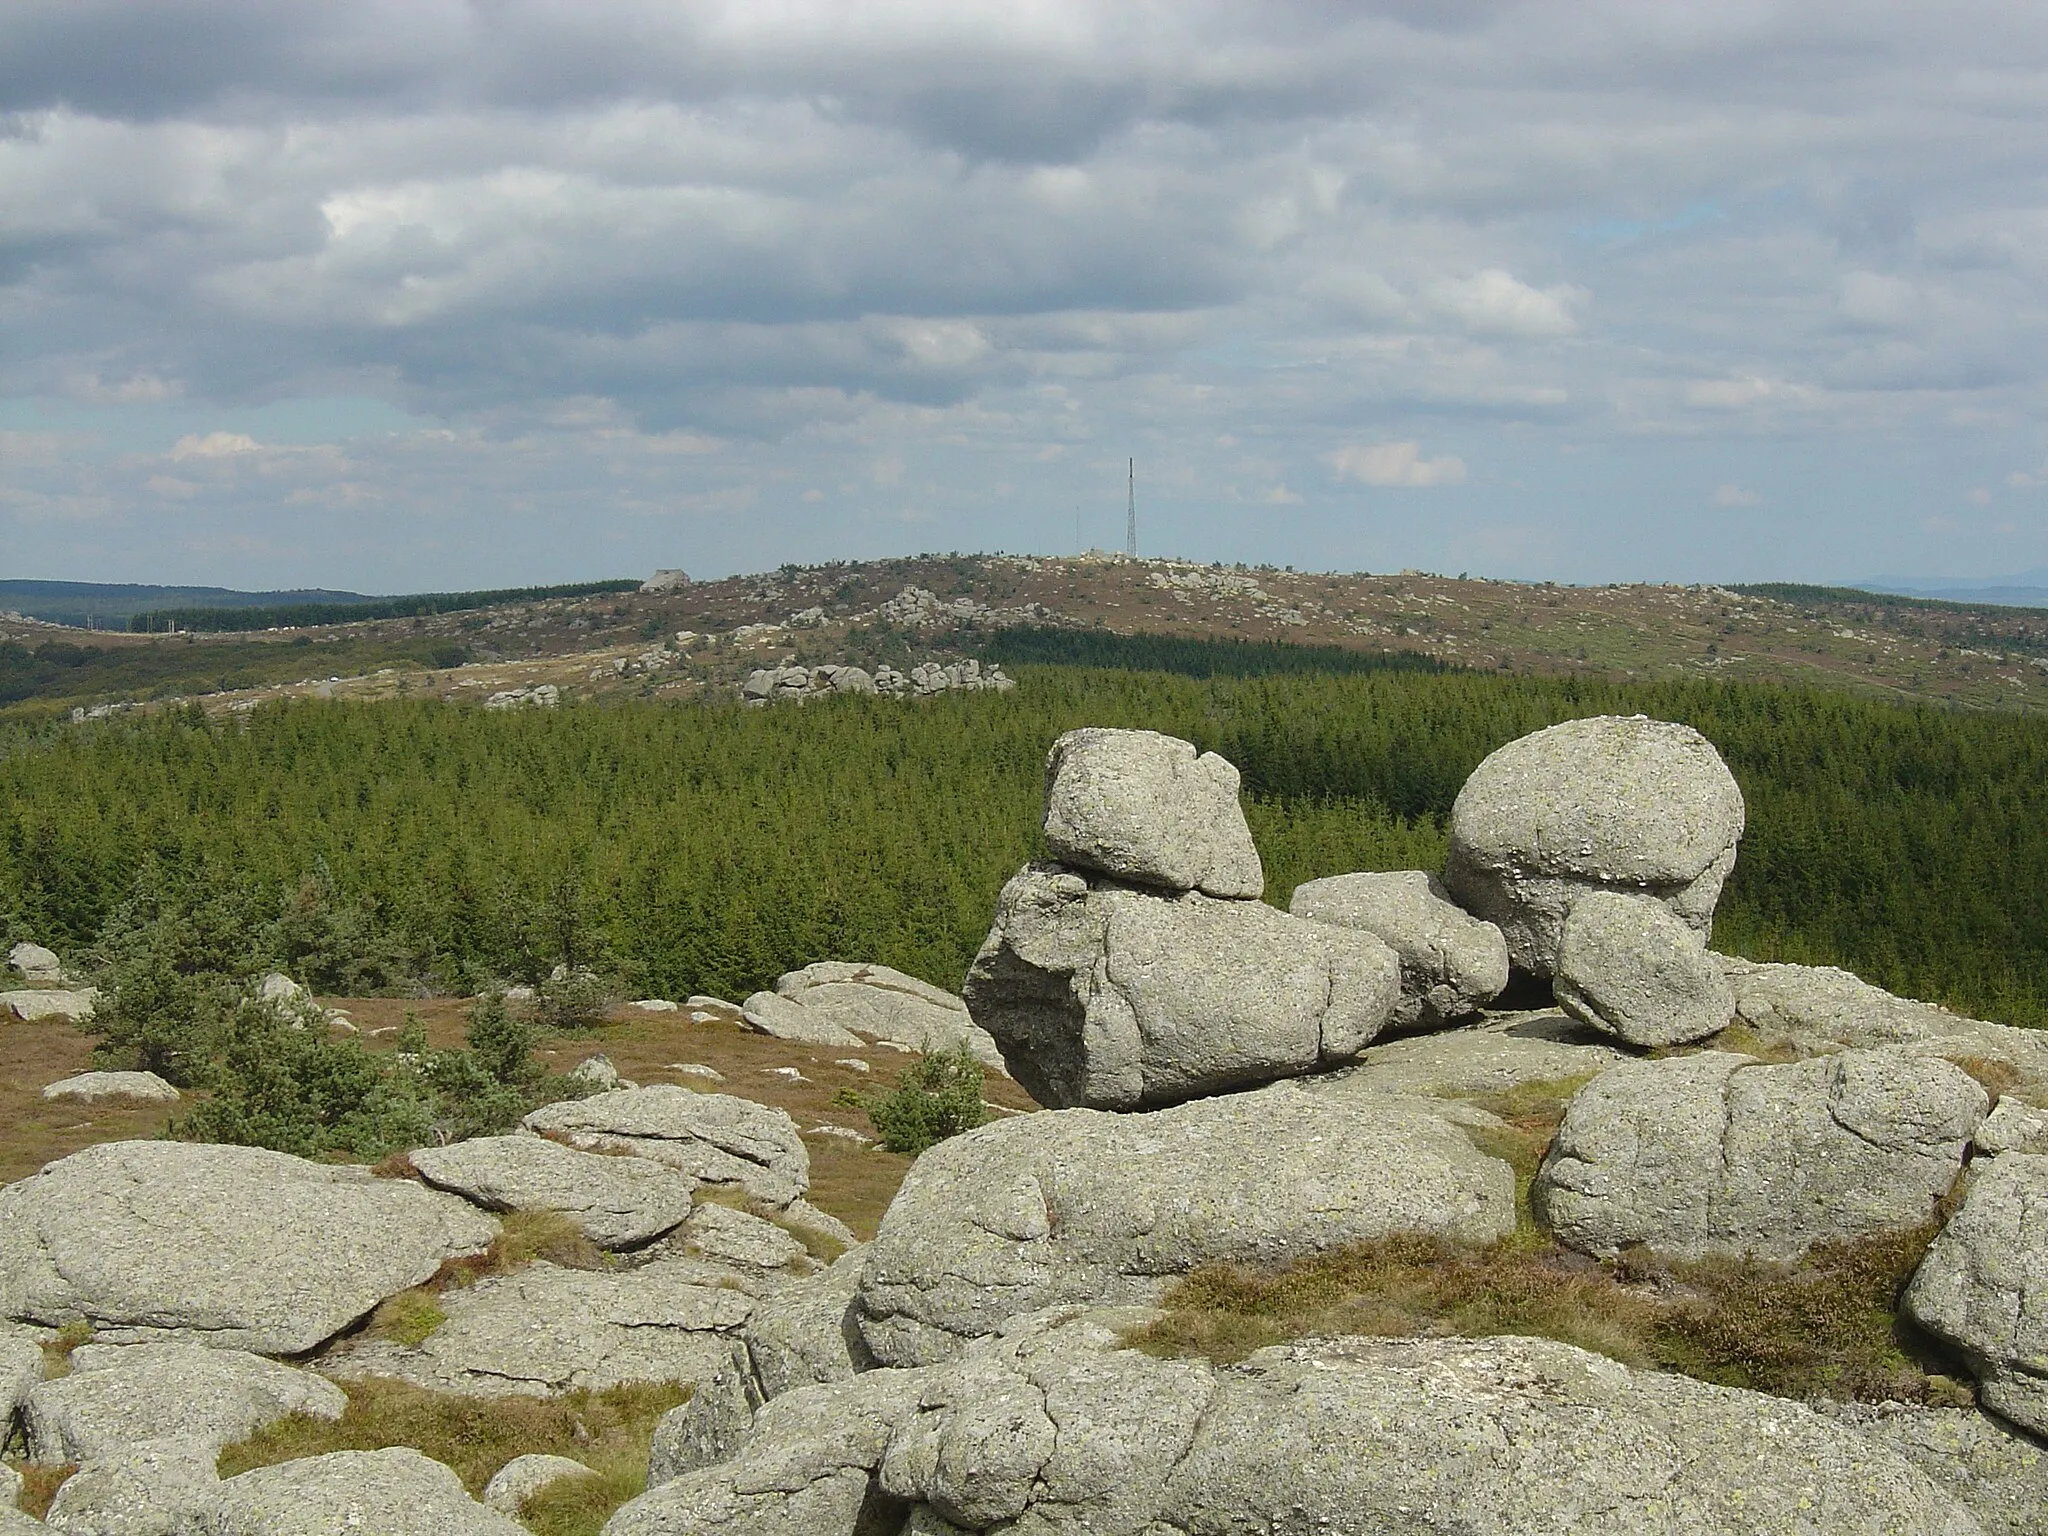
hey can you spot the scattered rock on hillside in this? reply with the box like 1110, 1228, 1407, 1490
769, 962, 1004, 1067
854, 1077, 1515, 1367
1905, 1152, 2048, 1438
24, 1341, 344, 1462
1288, 869, 1509, 1030
256, 972, 307, 1007
407, 1136, 696, 1250
41, 1432, 220, 1536
481, 1455, 597, 1515
324, 1261, 753, 1398
1820, 1402, 2048, 1536
738, 989, 864, 1047
567, 1053, 621, 1092
204, 1448, 526, 1536
1553, 890, 1735, 1047
963, 864, 1400, 1110
523, 1087, 810, 1210
1041, 728, 1265, 898
1535, 1049, 1987, 1262
8, 942, 62, 984
0, 1140, 499, 1355
0, 988, 98, 1023
1443, 715, 1745, 976
40, 1071, 179, 1105
605, 1307, 1979, 1536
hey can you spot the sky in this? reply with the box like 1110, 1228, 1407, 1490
5, 1, 2048, 593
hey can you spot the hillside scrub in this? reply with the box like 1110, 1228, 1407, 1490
835, 1043, 988, 1153
2, 661, 2046, 1026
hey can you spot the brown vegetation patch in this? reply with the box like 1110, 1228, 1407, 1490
17, 1463, 77, 1520
0, 1013, 178, 1185
1127, 1224, 1972, 1406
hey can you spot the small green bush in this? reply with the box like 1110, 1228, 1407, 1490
836, 1045, 987, 1155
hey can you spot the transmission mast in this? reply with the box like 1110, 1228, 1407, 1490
1125, 458, 1136, 558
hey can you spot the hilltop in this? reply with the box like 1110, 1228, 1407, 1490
6, 554, 2048, 719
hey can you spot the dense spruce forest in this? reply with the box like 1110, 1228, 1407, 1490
4, 647, 2046, 1029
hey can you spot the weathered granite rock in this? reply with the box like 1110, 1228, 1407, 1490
568, 1054, 621, 1092
1905, 1153, 2048, 1437
738, 990, 864, 1047
524, 1087, 810, 1209
0, 1141, 499, 1354
855, 1077, 1515, 1367
322, 1260, 753, 1397
25, 1342, 344, 1462
480, 1455, 597, 1515
200, 1448, 525, 1536
769, 963, 1003, 1068
9, 943, 62, 983
1536, 1048, 1987, 1261
1974, 1098, 2048, 1156
408, 1136, 696, 1250
1327, 1010, 1628, 1098
605, 1307, 1980, 1536
675, 1202, 810, 1273
256, 973, 306, 1008
1821, 1403, 2048, 1536
0, 1511, 41, 1536
1040, 728, 1264, 898
962, 863, 1400, 1110
746, 1249, 874, 1400
2, 1330, 43, 1430
0, 1462, 17, 1510
646, 1352, 761, 1486
0, 990, 97, 1023
1289, 869, 1509, 1030
1444, 715, 1745, 975
1553, 890, 1735, 1047
39, 1073, 178, 1105
41, 1434, 218, 1536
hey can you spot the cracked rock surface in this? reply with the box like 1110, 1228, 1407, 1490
602, 1307, 1980, 1536
0, 1141, 499, 1355
1444, 715, 1745, 976
1535, 1048, 1988, 1261
408, 1135, 698, 1250
1904, 1152, 2048, 1438
25, 1342, 343, 1463
963, 863, 1400, 1110
854, 1076, 1515, 1368
1289, 868, 1509, 1030
523, 1087, 810, 1210
200, 1447, 525, 1536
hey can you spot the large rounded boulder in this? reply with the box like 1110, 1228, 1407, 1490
1443, 715, 1745, 976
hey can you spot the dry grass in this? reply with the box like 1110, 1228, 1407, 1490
1127, 1223, 1970, 1405
17, 1463, 76, 1519
39, 1320, 94, 1378
1940, 1053, 2021, 1106
218, 1375, 687, 1533
0, 1012, 180, 1185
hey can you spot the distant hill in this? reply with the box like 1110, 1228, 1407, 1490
0, 580, 368, 628
1859, 570, 2048, 609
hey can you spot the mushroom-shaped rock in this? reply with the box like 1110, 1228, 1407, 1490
205, 1448, 526, 1536
1444, 715, 1745, 976
1552, 890, 1735, 1047
0, 1141, 499, 1355
963, 863, 1400, 1110
24, 1341, 344, 1462
408, 1135, 696, 1250
1041, 728, 1263, 898
523, 1087, 809, 1210
1289, 870, 1509, 1030
854, 1076, 1515, 1367
1535, 1048, 1987, 1262
1905, 1152, 2048, 1438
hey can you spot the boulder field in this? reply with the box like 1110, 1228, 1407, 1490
3, 715, 2047, 1535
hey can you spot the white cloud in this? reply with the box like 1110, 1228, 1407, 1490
1710, 483, 1761, 507
1327, 442, 1468, 488
169, 431, 262, 460
1426, 270, 1584, 339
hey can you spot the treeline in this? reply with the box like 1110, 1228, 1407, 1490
2, 663, 2046, 1027
981, 626, 1451, 678
128, 579, 640, 633
0, 635, 472, 712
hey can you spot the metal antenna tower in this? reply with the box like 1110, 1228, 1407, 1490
1125, 458, 1136, 558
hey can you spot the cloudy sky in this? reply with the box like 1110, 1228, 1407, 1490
5, 1, 2048, 591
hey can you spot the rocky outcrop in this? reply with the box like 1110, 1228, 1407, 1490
741, 963, 1002, 1066
24, 1341, 344, 1462
1444, 715, 1745, 976
39, 1073, 179, 1105
1535, 1049, 1987, 1261
1326, 1009, 1628, 1098
1, 1331, 41, 1433
41, 1433, 220, 1536
1, 989, 98, 1023
1289, 870, 1508, 1030
1904, 1152, 2048, 1437
0, 1141, 499, 1354
523, 1087, 810, 1210
1041, 727, 1264, 898
603, 1307, 1980, 1536
1552, 890, 1735, 1047
1821, 1403, 2048, 1536
742, 660, 1014, 706
963, 864, 1400, 1110
744, 1248, 873, 1398
408, 1136, 696, 1250
201, 1448, 526, 1535
854, 1077, 1515, 1367
8, 943, 62, 984
481, 1455, 597, 1515
323, 1261, 752, 1397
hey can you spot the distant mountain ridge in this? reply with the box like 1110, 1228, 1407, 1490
0, 580, 369, 627
1859, 570, 2048, 609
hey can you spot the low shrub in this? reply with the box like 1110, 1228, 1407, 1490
834, 1045, 987, 1155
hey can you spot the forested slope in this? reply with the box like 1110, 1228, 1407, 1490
4, 658, 2045, 1027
